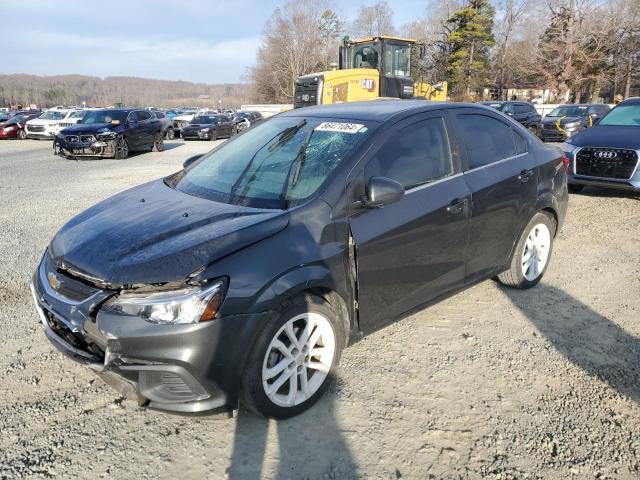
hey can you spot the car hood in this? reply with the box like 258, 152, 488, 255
48, 179, 289, 286
28, 118, 65, 126
183, 123, 214, 129
60, 123, 114, 133
568, 125, 640, 150
542, 116, 584, 126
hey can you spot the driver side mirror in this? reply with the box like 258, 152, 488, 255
360, 176, 404, 208
183, 154, 203, 169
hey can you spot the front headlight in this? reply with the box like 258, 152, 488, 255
103, 279, 225, 324
199, 128, 210, 133
564, 121, 581, 129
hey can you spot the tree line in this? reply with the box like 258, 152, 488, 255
0, 74, 252, 109
250, 0, 639, 103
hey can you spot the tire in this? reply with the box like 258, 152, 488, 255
210, 129, 217, 141
528, 124, 539, 136
153, 132, 164, 152
568, 184, 584, 194
240, 294, 344, 419
497, 211, 556, 289
113, 135, 129, 160
166, 127, 175, 140
17, 129, 26, 140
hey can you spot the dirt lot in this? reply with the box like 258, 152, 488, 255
0, 138, 639, 479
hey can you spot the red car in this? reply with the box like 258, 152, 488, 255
0, 114, 39, 140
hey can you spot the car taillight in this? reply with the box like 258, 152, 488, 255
562, 154, 569, 175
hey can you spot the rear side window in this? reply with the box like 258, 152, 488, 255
365, 117, 453, 190
513, 129, 527, 154
137, 111, 152, 121
458, 114, 516, 169
155, 112, 165, 119
515, 105, 528, 114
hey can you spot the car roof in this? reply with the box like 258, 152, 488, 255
279, 100, 483, 122
619, 97, 640, 106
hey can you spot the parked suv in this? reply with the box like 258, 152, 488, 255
33, 101, 568, 418
539, 104, 610, 142
54, 109, 164, 160
561, 98, 640, 193
26, 108, 84, 139
480, 101, 541, 134
181, 114, 235, 140
152, 110, 175, 140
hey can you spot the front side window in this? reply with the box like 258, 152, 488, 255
352, 43, 379, 69
137, 111, 152, 121
364, 117, 453, 190
598, 105, 640, 127
168, 116, 375, 209
458, 114, 516, 169
383, 44, 411, 77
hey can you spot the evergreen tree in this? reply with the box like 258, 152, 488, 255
446, 0, 495, 100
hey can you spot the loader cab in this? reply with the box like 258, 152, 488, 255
339, 36, 415, 99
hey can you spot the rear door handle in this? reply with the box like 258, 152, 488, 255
446, 198, 468, 214
518, 169, 534, 182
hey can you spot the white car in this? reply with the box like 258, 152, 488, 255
25, 109, 86, 139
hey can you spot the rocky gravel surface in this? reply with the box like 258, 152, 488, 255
0, 139, 638, 479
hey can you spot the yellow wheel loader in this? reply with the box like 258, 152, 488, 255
294, 36, 447, 109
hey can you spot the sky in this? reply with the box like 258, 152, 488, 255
1, 0, 431, 84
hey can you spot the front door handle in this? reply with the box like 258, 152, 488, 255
518, 169, 534, 182
446, 198, 468, 214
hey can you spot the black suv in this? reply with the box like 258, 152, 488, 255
54, 109, 164, 160
33, 101, 568, 418
181, 114, 236, 140
480, 101, 542, 134
539, 104, 610, 142
562, 98, 639, 193
152, 111, 175, 140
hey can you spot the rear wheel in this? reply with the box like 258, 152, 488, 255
210, 129, 218, 141
568, 184, 584, 194
113, 136, 129, 159
497, 212, 555, 289
153, 132, 164, 152
528, 124, 539, 136
17, 129, 27, 140
240, 295, 343, 419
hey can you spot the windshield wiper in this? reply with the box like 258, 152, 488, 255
228, 120, 307, 205
279, 127, 315, 210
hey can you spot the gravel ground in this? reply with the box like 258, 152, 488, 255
0, 138, 639, 480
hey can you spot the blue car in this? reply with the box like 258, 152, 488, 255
54, 109, 165, 160
562, 98, 640, 193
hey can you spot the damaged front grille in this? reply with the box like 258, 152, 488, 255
42, 307, 105, 361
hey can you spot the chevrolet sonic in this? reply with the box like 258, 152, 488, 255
32, 101, 568, 418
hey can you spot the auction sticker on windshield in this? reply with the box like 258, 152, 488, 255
315, 122, 365, 134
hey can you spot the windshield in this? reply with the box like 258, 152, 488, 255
39, 111, 67, 120
169, 116, 374, 209
598, 105, 640, 127
547, 106, 589, 117
69, 110, 86, 119
191, 116, 215, 124
81, 110, 127, 124
383, 44, 411, 76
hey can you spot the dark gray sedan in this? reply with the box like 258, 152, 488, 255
32, 101, 568, 418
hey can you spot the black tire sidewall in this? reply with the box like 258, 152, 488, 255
166, 127, 174, 140
240, 295, 344, 419
114, 136, 128, 159
568, 184, 584, 194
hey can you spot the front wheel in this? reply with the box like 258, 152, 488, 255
17, 129, 27, 140
113, 136, 129, 160
568, 184, 584, 194
166, 127, 175, 140
210, 129, 218, 141
153, 132, 164, 152
528, 124, 540, 136
240, 295, 343, 419
497, 212, 555, 289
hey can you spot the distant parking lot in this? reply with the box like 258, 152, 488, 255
1, 138, 639, 479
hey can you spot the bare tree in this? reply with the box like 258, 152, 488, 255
350, 1, 396, 38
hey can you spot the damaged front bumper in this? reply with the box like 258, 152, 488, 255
53, 135, 117, 159
31, 252, 267, 415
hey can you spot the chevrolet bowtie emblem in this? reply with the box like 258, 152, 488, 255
47, 271, 62, 291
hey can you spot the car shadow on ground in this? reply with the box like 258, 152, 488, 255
162, 141, 184, 151
501, 283, 640, 403
575, 187, 639, 200
226, 379, 358, 479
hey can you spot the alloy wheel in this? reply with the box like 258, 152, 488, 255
116, 137, 128, 158
521, 223, 551, 281
262, 312, 336, 407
